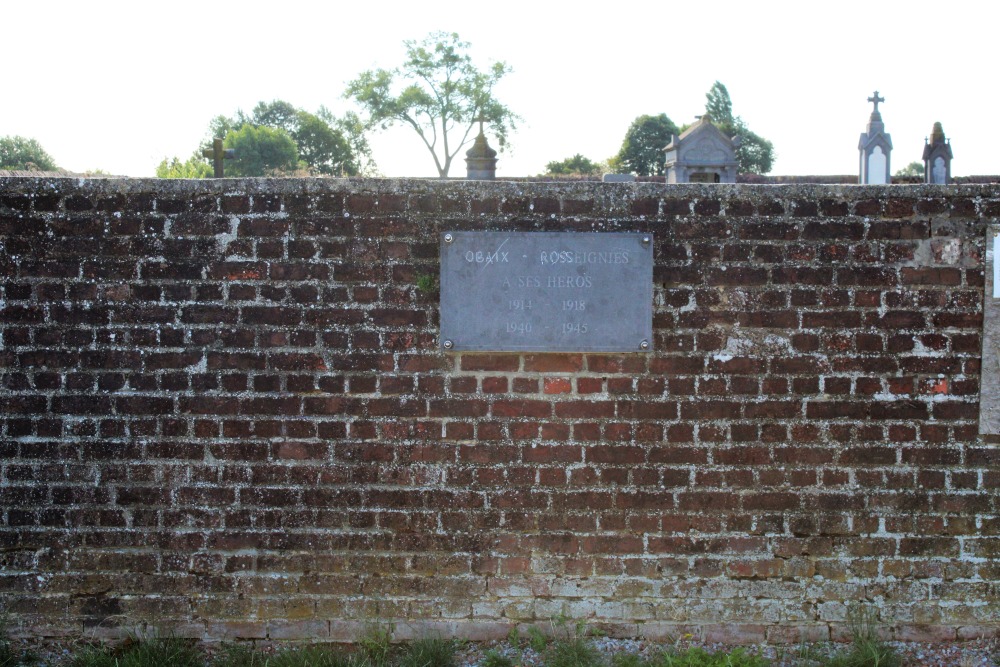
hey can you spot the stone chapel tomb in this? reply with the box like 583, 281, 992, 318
663, 115, 740, 184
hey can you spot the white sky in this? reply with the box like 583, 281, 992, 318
3, 0, 993, 178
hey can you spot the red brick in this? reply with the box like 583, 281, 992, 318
481, 376, 508, 393
491, 400, 551, 418
460, 355, 520, 372
544, 378, 571, 394
554, 400, 615, 418
693, 199, 720, 215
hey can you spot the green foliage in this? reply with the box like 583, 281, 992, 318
0, 614, 34, 667
223, 125, 300, 177
211, 643, 352, 667
269, 646, 352, 667
651, 647, 768, 667
611, 653, 646, 667
481, 648, 515, 667
611, 114, 679, 176
70, 636, 202, 667
345, 31, 519, 177
0, 619, 927, 667
250, 99, 300, 129
291, 110, 352, 175
894, 161, 923, 178
0, 635, 30, 666
545, 154, 603, 176
242, 101, 372, 176
176, 637, 420, 667
0, 642, 18, 667
543, 638, 603, 667
210, 643, 270, 667
703, 81, 775, 175
415, 274, 438, 293
527, 626, 549, 653
771, 641, 825, 665
197, 100, 373, 177
541, 623, 602, 667
0, 136, 58, 171
731, 127, 774, 176
207, 114, 238, 143
704, 82, 734, 126
822, 605, 900, 667
396, 636, 457, 667
156, 155, 213, 179
357, 622, 394, 667
331, 110, 378, 177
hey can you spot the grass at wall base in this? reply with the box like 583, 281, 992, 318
0, 607, 928, 667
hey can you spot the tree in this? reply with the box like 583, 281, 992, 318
703, 81, 775, 175
611, 114, 679, 176
209, 100, 372, 176
544, 154, 603, 176
345, 31, 519, 177
223, 125, 300, 177
0, 136, 58, 171
249, 99, 298, 130
156, 155, 213, 179
705, 82, 735, 126
207, 114, 238, 144
330, 110, 375, 177
895, 161, 923, 178
160, 100, 373, 178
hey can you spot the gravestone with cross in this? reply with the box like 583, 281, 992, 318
858, 90, 893, 184
202, 138, 236, 178
922, 122, 954, 184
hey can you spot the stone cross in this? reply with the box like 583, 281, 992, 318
202, 138, 235, 178
868, 91, 885, 113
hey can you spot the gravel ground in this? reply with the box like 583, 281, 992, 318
453, 636, 1000, 667
10, 635, 999, 667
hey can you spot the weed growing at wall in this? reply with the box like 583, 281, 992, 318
0, 638, 32, 666
415, 273, 439, 293
480, 648, 515, 667
260, 646, 353, 667
654, 647, 768, 667
544, 638, 602, 667
209, 643, 270, 667
0, 617, 30, 667
357, 623, 395, 667
821, 606, 900, 667
397, 637, 458, 667
70, 636, 202, 667
527, 627, 549, 653
541, 619, 602, 667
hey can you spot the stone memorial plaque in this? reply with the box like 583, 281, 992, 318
981, 227, 1000, 434
440, 231, 653, 352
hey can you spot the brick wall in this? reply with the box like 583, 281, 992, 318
0, 178, 997, 644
